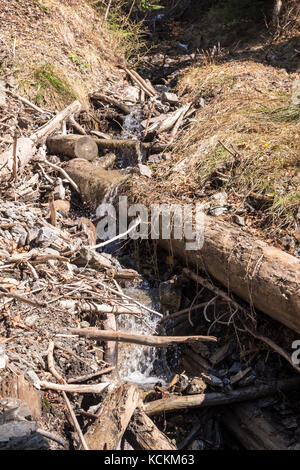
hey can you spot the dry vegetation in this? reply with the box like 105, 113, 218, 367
0, 0, 127, 109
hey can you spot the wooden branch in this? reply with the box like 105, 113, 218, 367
67, 367, 115, 384
125, 409, 177, 450
47, 340, 66, 384
124, 68, 157, 97
84, 383, 140, 450
90, 92, 132, 114
32, 100, 81, 143
62, 391, 89, 451
38, 158, 80, 192
144, 377, 300, 415
60, 300, 141, 316
40, 381, 110, 394
47, 134, 98, 161
68, 115, 87, 135
70, 328, 217, 347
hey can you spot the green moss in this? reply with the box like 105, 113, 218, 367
34, 64, 77, 105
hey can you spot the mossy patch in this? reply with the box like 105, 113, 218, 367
34, 64, 77, 107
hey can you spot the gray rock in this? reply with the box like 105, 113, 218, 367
162, 92, 179, 105
35, 227, 58, 246
186, 377, 206, 395
209, 206, 227, 216
80, 321, 90, 328
291, 80, 300, 105
24, 314, 39, 326
138, 164, 152, 178
281, 235, 295, 250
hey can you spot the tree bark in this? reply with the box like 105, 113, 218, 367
144, 377, 300, 416
47, 134, 98, 161
222, 401, 290, 450
159, 214, 300, 334
84, 383, 140, 450
70, 328, 217, 347
125, 409, 177, 450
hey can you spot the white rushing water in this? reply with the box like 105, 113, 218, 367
116, 283, 172, 387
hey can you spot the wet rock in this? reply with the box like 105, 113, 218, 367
201, 373, 223, 388
138, 164, 152, 178
162, 92, 179, 105
98, 153, 116, 169
188, 439, 205, 450
159, 279, 182, 312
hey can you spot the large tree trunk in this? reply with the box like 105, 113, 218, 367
159, 214, 300, 334
125, 409, 177, 450
84, 383, 140, 450
47, 134, 98, 161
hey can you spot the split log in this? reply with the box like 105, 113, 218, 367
90, 92, 132, 115
59, 300, 141, 315
144, 377, 300, 416
47, 134, 98, 161
70, 328, 217, 347
0, 137, 35, 180
84, 383, 140, 450
159, 214, 300, 334
32, 100, 81, 143
125, 409, 177, 450
222, 402, 291, 450
64, 158, 127, 206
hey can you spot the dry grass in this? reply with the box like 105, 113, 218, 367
0, 0, 126, 110
127, 61, 300, 247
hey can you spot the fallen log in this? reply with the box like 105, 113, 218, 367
64, 158, 127, 205
95, 138, 169, 154
144, 377, 300, 415
47, 134, 98, 161
32, 100, 81, 143
221, 402, 291, 450
70, 328, 217, 347
84, 383, 140, 450
59, 300, 141, 315
90, 92, 132, 115
159, 214, 300, 334
125, 409, 177, 450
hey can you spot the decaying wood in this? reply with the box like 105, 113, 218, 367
84, 383, 140, 450
39, 381, 110, 394
144, 377, 300, 416
90, 92, 132, 114
38, 158, 80, 193
222, 401, 291, 450
47, 134, 98, 161
32, 100, 81, 143
125, 409, 177, 450
0, 137, 35, 180
159, 214, 300, 334
70, 328, 217, 347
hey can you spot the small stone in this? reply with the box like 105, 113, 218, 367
53, 178, 65, 200
35, 227, 58, 246
232, 214, 245, 226
80, 321, 90, 328
186, 377, 207, 395
209, 206, 227, 216
281, 235, 295, 250
98, 153, 116, 169
123, 86, 140, 103
138, 164, 152, 178
24, 314, 39, 326
148, 154, 163, 164
162, 92, 179, 105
